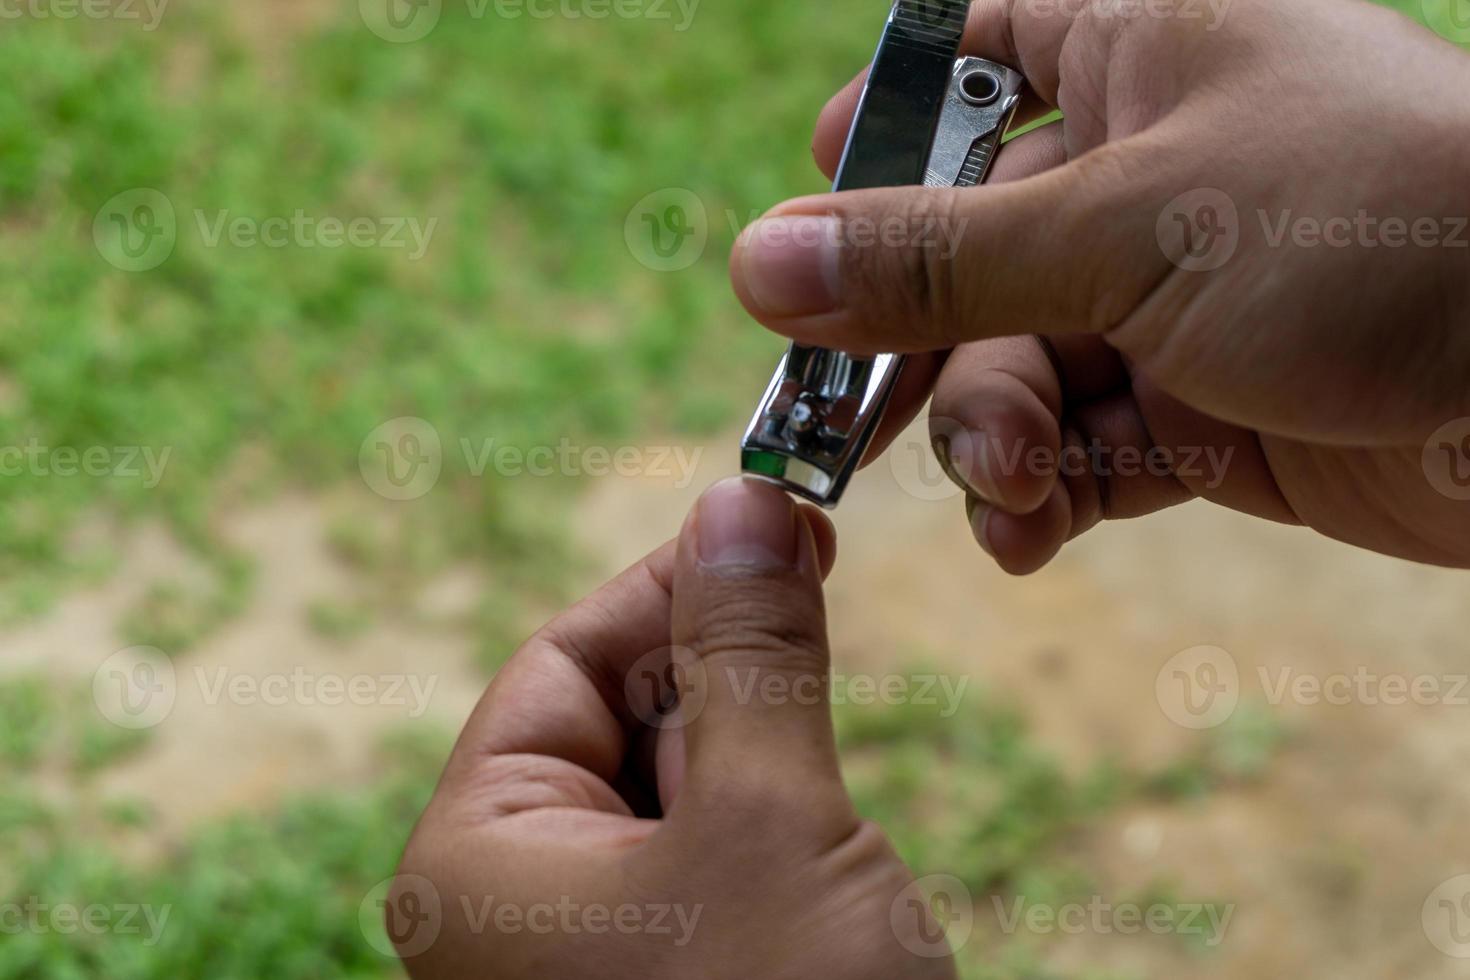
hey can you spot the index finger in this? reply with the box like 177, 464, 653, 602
436, 539, 680, 817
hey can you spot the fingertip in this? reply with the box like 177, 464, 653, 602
730, 206, 844, 326
689, 476, 800, 572
970, 483, 1071, 576
932, 371, 1060, 515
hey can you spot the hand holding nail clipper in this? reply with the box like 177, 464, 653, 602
734, 0, 1470, 572
740, 0, 1020, 508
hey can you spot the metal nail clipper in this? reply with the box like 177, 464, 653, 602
740, 0, 1023, 507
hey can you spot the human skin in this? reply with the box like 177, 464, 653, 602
391, 478, 959, 979
730, 0, 1470, 573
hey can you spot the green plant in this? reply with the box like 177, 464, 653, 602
0, 676, 51, 770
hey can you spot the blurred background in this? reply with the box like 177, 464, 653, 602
1, 0, 1469, 977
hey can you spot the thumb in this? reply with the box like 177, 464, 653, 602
729, 141, 1169, 355
668, 477, 854, 838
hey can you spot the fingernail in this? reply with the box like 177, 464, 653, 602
966, 495, 997, 558
697, 477, 798, 570
737, 215, 842, 316
934, 428, 1002, 504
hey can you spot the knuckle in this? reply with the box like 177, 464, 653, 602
1066, 138, 1135, 196
689, 617, 830, 684
686, 580, 830, 676
841, 187, 970, 347
1060, 142, 1157, 330
826, 819, 901, 870
686, 778, 858, 856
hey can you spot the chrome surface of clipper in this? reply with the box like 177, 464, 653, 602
741, 48, 1023, 507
